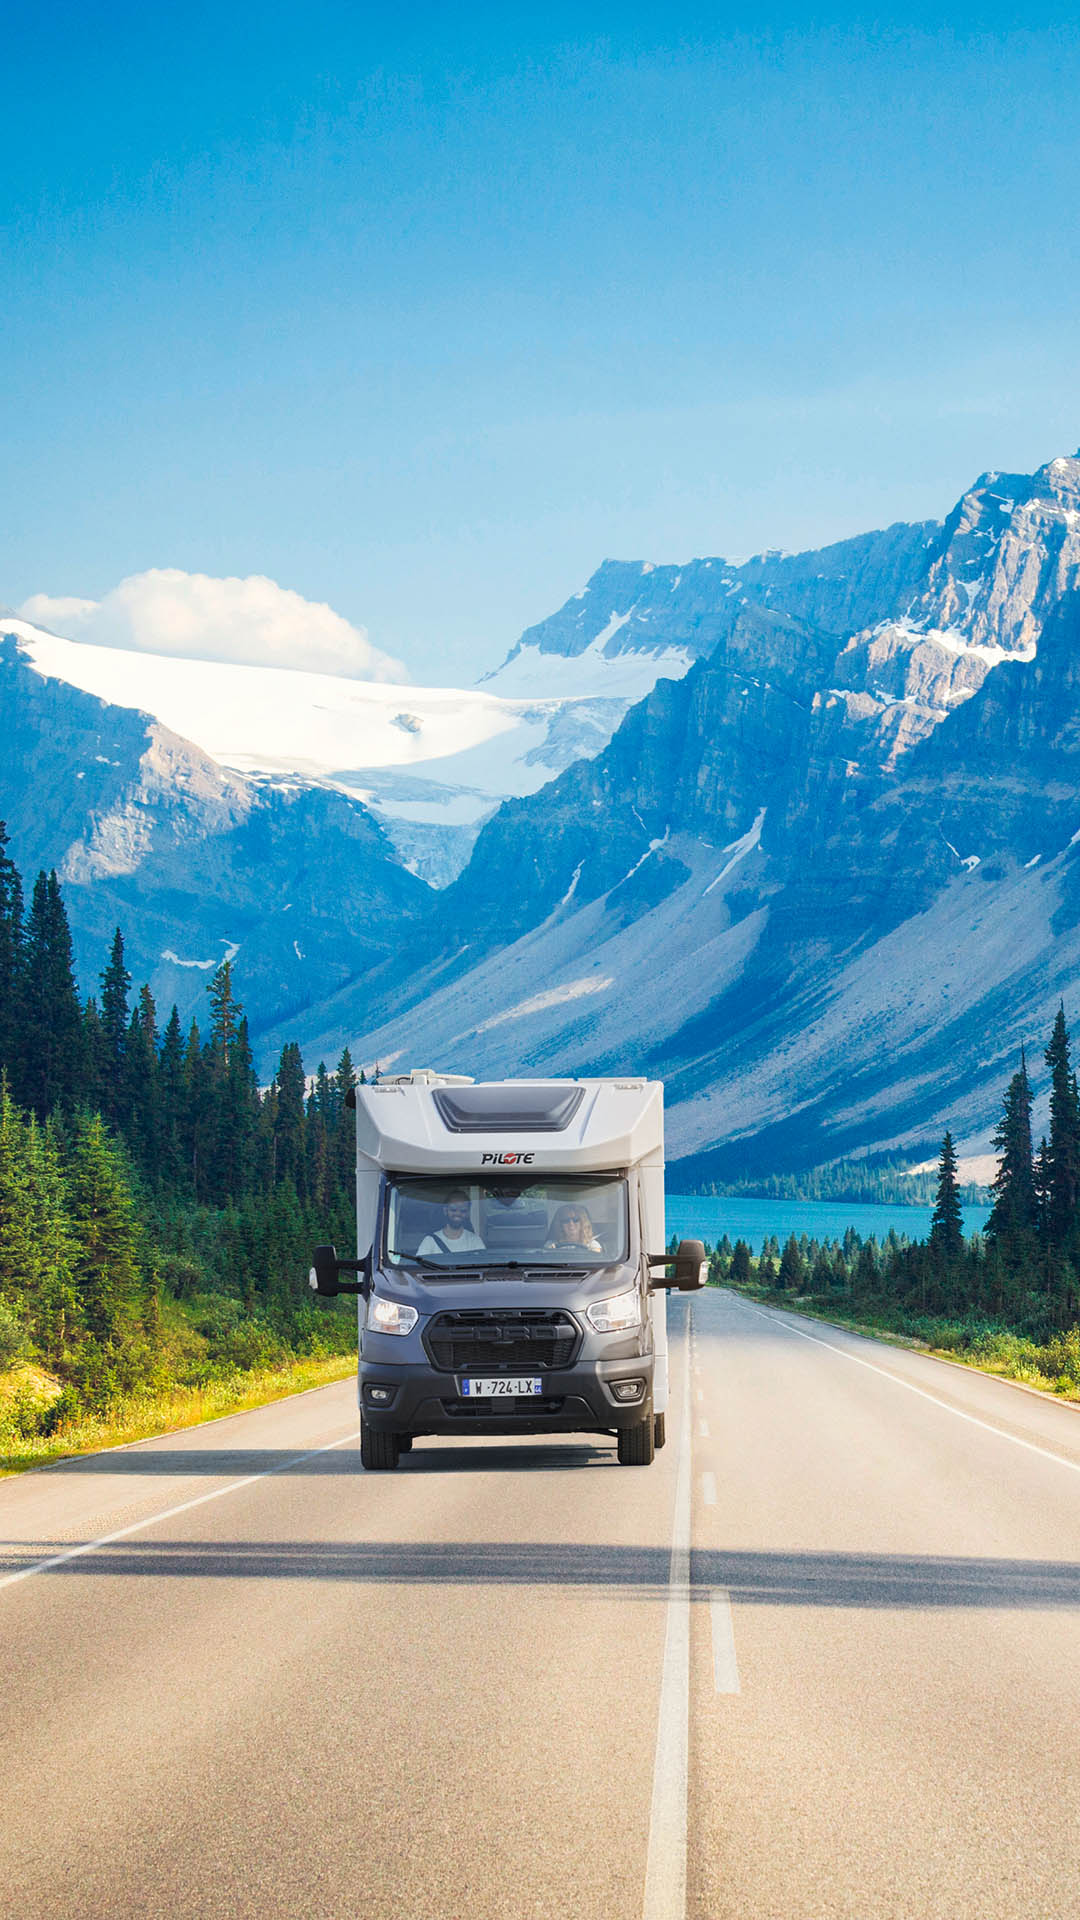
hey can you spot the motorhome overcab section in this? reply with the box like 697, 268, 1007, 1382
308, 1071, 705, 1472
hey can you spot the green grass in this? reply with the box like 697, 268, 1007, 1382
0, 1351, 359, 1476
719, 1281, 1080, 1402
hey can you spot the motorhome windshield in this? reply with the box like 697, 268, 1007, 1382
384, 1176, 628, 1269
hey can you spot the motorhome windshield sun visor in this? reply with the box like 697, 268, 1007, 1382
432, 1085, 586, 1133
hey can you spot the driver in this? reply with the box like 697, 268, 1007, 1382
545, 1203, 603, 1253
418, 1190, 486, 1257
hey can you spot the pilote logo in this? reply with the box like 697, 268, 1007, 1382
480, 1151, 536, 1166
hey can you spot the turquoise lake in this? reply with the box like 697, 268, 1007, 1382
665, 1194, 991, 1251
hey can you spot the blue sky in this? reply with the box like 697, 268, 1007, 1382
4, 4, 1080, 680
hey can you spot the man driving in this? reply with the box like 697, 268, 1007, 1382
418, 1189, 486, 1257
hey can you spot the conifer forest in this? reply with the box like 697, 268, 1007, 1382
2, 820, 1080, 1456
0, 825, 358, 1455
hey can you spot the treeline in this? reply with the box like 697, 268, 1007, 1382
689, 1154, 991, 1208
713, 1006, 1080, 1342
0, 826, 357, 1439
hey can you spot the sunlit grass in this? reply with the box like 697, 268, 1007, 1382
0, 1352, 358, 1476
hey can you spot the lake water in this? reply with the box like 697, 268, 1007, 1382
665, 1194, 991, 1252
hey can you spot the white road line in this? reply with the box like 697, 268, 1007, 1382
710, 1590, 741, 1694
0, 1429, 363, 1595
699, 1419, 710, 1438
740, 1300, 1080, 1477
701, 1470, 717, 1507
696, 1388, 703, 1403
642, 1308, 692, 1920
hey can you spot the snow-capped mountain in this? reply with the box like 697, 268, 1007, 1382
10, 450, 1080, 1177
8, 611, 693, 888
267, 453, 1080, 1178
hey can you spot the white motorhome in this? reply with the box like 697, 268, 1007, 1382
310, 1071, 705, 1469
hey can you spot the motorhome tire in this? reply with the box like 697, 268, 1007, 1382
360, 1422, 401, 1471
617, 1416, 656, 1466
653, 1412, 666, 1449
398, 1435, 413, 1452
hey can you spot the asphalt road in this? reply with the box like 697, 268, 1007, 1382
2, 1288, 1079, 1919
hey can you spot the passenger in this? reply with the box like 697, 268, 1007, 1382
546, 1203, 603, 1253
418, 1190, 486, 1257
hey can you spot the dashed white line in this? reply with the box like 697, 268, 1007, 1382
701, 1470, 717, 1507
699, 1419, 710, 1438
642, 1307, 693, 1920
711, 1589, 741, 1694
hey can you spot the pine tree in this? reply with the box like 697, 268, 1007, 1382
25, 1113, 78, 1362
207, 960, 240, 1066
273, 1042, 307, 1197
157, 1005, 186, 1187
0, 822, 24, 1082
124, 985, 161, 1168
1044, 1008, 1080, 1252
99, 927, 131, 1127
21, 871, 83, 1116
986, 1053, 1036, 1255
67, 1111, 143, 1348
778, 1235, 805, 1292
929, 1131, 964, 1267
0, 1075, 36, 1309
730, 1239, 752, 1286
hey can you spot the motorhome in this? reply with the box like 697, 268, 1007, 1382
309, 1071, 705, 1469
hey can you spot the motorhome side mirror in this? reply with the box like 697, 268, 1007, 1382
310, 1244, 342, 1297
308, 1245, 370, 1297
648, 1239, 707, 1291
674, 1239, 708, 1290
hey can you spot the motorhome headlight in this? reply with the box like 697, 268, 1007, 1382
367, 1296, 419, 1337
586, 1289, 641, 1334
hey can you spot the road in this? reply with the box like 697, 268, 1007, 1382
2, 1287, 1079, 1919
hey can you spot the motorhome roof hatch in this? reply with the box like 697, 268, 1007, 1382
432, 1083, 586, 1133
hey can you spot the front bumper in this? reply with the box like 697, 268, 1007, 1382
358, 1353, 654, 1435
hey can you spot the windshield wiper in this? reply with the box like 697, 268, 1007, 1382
386, 1249, 446, 1270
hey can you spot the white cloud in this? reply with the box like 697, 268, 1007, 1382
19, 569, 404, 681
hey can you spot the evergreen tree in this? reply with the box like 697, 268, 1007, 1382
810, 1246, 833, 1292
0, 822, 24, 1081
66, 1111, 143, 1349
0, 1076, 36, 1310
986, 1053, 1036, 1253
929, 1131, 964, 1267
21, 871, 83, 1116
99, 928, 131, 1127
1044, 1007, 1080, 1251
157, 1005, 187, 1188
273, 1042, 307, 1197
778, 1235, 806, 1292
730, 1239, 752, 1286
124, 985, 161, 1168
25, 1114, 78, 1362
207, 960, 240, 1065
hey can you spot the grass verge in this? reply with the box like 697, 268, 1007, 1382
721, 1281, 1080, 1402
0, 1351, 359, 1477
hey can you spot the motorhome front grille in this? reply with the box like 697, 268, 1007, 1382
424, 1310, 580, 1373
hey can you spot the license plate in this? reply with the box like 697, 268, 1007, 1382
460, 1377, 543, 1397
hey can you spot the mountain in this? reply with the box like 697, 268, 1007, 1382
279, 454, 1080, 1178
8, 616, 692, 889
9, 450, 1080, 1176
0, 634, 430, 1037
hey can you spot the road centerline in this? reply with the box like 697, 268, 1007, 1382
642, 1306, 693, 1920
710, 1590, 740, 1694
